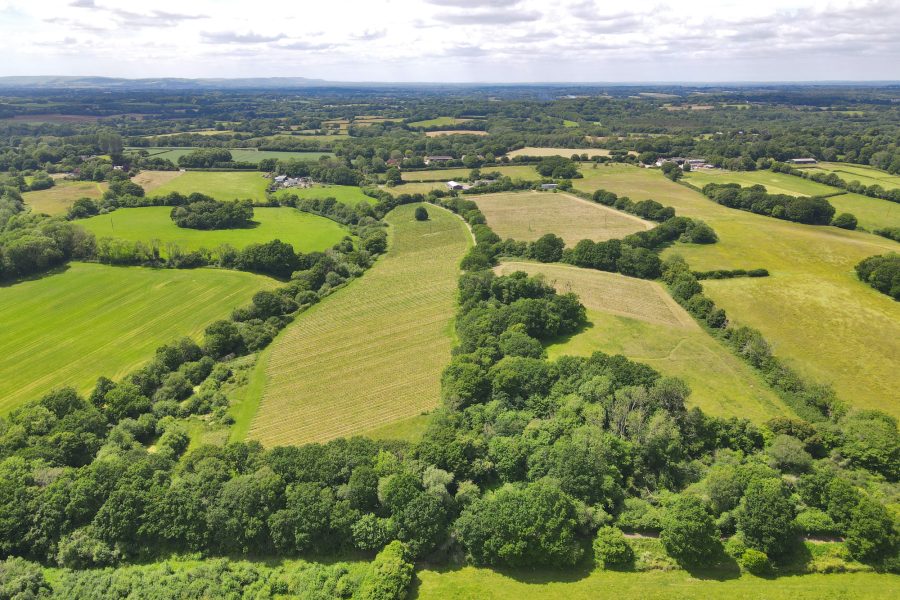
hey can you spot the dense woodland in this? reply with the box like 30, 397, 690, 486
0, 84, 898, 598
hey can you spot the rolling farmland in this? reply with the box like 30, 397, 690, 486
408, 117, 471, 128
506, 147, 610, 158
146, 170, 271, 201
0, 262, 275, 414
799, 162, 900, 190
247, 203, 472, 445
23, 180, 108, 215
401, 165, 539, 182
572, 163, 900, 415
79, 206, 348, 254
496, 261, 790, 422
273, 184, 377, 206
474, 191, 652, 245
129, 147, 333, 163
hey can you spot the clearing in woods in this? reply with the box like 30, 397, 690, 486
474, 191, 653, 245
23, 180, 108, 215
495, 261, 789, 422
79, 206, 348, 254
572, 163, 900, 416
0, 262, 274, 415
247, 203, 472, 445
506, 147, 611, 158
147, 170, 271, 202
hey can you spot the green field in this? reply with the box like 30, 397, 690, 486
408, 116, 471, 128
414, 568, 897, 600
128, 147, 333, 163
496, 261, 790, 422
572, 163, 900, 415
23, 180, 108, 215
273, 184, 377, 206
147, 170, 271, 201
382, 182, 448, 196
0, 262, 275, 414
506, 147, 610, 158
79, 206, 348, 254
401, 165, 540, 182
826, 192, 900, 231
801, 161, 900, 190
683, 169, 840, 197
246, 204, 472, 445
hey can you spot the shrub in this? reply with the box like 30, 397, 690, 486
831, 212, 858, 230
660, 495, 721, 566
593, 526, 633, 569
414, 206, 429, 221
739, 548, 770, 574
0, 557, 50, 599
356, 540, 415, 600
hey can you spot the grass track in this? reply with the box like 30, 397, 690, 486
475, 191, 652, 245
148, 170, 271, 201
248, 203, 472, 445
496, 261, 790, 422
0, 262, 274, 414
79, 206, 348, 254
23, 180, 108, 215
572, 163, 900, 415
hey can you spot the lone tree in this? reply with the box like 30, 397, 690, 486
414, 206, 429, 221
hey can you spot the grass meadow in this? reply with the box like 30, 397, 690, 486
506, 147, 611, 158
572, 163, 900, 415
79, 206, 348, 254
800, 162, 900, 190
474, 191, 652, 245
147, 170, 271, 201
23, 180, 108, 215
401, 165, 540, 182
246, 203, 472, 445
424, 130, 489, 137
130, 147, 333, 163
496, 261, 789, 422
0, 262, 274, 414
273, 184, 377, 206
382, 182, 448, 196
408, 117, 471, 128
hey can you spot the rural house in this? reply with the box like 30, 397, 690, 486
789, 158, 818, 165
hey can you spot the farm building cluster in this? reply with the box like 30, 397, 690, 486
269, 174, 313, 191
654, 157, 714, 169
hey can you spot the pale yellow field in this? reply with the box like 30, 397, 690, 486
506, 147, 611, 158
248, 204, 472, 445
23, 180, 108, 215
495, 261, 790, 422
474, 191, 652, 245
132, 169, 184, 192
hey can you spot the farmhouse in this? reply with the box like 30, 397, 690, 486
446, 180, 471, 191
789, 158, 818, 165
425, 155, 454, 165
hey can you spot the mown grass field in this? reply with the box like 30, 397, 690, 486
273, 184, 376, 206
79, 206, 348, 254
401, 165, 539, 182
572, 163, 900, 415
408, 117, 471, 128
506, 147, 610, 158
23, 180, 108, 215
425, 130, 488, 137
0, 262, 274, 414
800, 161, 900, 190
413, 568, 897, 600
132, 169, 185, 193
147, 170, 271, 201
828, 192, 900, 230
474, 191, 652, 245
130, 147, 333, 163
247, 203, 472, 445
382, 182, 448, 196
496, 261, 789, 422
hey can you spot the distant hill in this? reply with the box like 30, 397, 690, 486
0, 76, 332, 90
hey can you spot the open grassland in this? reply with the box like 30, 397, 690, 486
474, 191, 652, 245
409, 117, 471, 128
247, 204, 472, 445
683, 169, 840, 197
573, 163, 900, 415
506, 147, 611, 158
80, 206, 348, 254
130, 147, 333, 163
147, 170, 270, 201
0, 262, 274, 415
496, 261, 789, 422
828, 192, 900, 230
425, 130, 488, 137
413, 568, 897, 600
800, 162, 900, 190
23, 180, 108, 215
273, 184, 376, 206
401, 165, 540, 182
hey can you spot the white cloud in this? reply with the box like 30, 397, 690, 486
0, 0, 898, 81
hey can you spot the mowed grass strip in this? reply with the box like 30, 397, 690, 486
572, 163, 900, 415
496, 261, 789, 422
474, 191, 652, 245
23, 180, 108, 215
0, 262, 275, 414
79, 206, 348, 254
249, 203, 472, 445
148, 171, 271, 202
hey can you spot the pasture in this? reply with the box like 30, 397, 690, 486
129, 147, 333, 164
572, 163, 900, 415
382, 182, 448, 196
496, 262, 789, 422
246, 203, 472, 445
147, 170, 270, 201
408, 116, 471, 128
800, 161, 900, 190
683, 169, 840, 197
273, 184, 377, 206
131, 169, 184, 193
506, 147, 610, 158
23, 180, 108, 215
401, 165, 540, 182
425, 130, 488, 137
0, 262, 274, 414
79, 206, 348, 254
829, 192, 900, 230
474, 191, 652, 245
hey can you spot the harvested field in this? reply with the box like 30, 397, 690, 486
473, 191, 652, 245
506, 147, 610, 158
131, 169, 184, 192
23, 180, 108, 215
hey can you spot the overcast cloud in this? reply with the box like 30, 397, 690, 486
0, 0, 897, 81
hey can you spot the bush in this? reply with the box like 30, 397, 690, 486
660, 495, 721, 566
593, 526, 633, 569
739, 548, 770, 574
414, 206, 429, 221
0, 557, 49, 599
831, 212, 858, 230
855, 253, 900, 300
356, 540, 415, 600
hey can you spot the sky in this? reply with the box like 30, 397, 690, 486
0, 0, 898, 82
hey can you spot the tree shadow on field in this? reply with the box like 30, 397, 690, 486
679, 552, 741, 581
0, 263, 70, 287
544, 318, 595, 348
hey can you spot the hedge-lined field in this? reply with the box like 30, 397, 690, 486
148, 170, 271, 201
79, 206, 348, 254
474, 191, 652, 245
572, 163, 900, 415
130, 147, 333, 163
496, 261, 790, 423
22, 180, 108, 215
801, 161, 900, 190
400, 165, 539, 182
273, 184, 377, 206
0, 262, 275, 414
247, 203, 472, 445
683, 169, 839, 197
